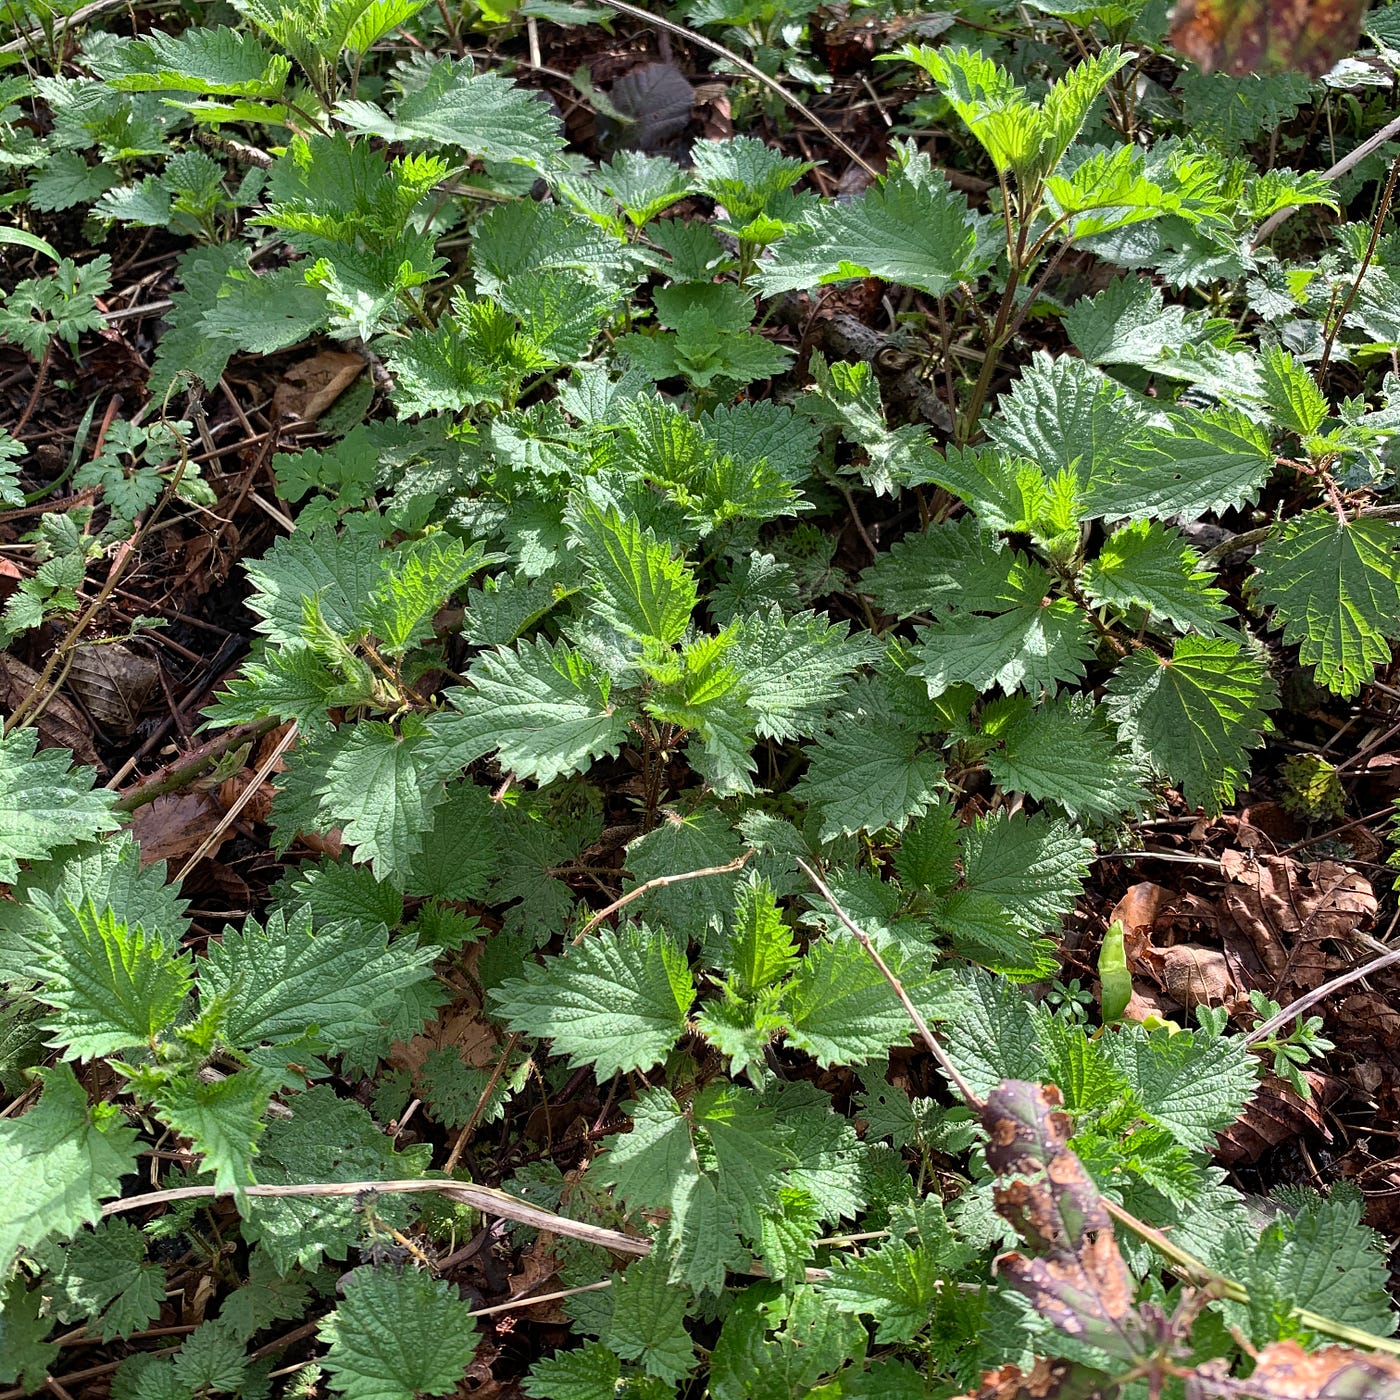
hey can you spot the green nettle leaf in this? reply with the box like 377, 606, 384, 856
198, 908, 440, 1072
1250, 511, 1400, 697
152, 1068, 275, 1201
243, 526, 384, 647
1107, 638, 1277, 814
524, 1342, 623, 1400
315, 721, 450, 881
720, 877, 799, 997
36, 903, 191, 1061
446, 638, 638, 785
1086, 406, 1275, 523
795, 717, 945, 841
605, 1254, 697, 1384
405, 780, 499, 902
92, 26, 291, 97
784, 939, 934, 1066
986, 352, 1148, 492
335, 56, 566, 167
570, 497, 698, 646
595, 1084, 792, 1293
360, 534, 490, 655
1102, 1023, 1258, 1152
0, 727, 120, 884
1082, 521, 1232, 635
913, 583, 1096, 698
0, 1063, 140, 1271
982, 696, 1147, 821
243, 1087, 431, 1272
0, 1278, 61, 1390
42, 1219, 165, 1342
491, 923, 694, 1076
320, 1266, 479, 1400
760, 147, 989, 299
820, 1236, 949, 1343
1259, 345, 1329, 437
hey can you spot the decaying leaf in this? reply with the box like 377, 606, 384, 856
1246, 1339, 1400, 1399
0, 651, 99, 764
1169, 0, 1367, 79
66, 640, 161, 737
1151, 943, 1243, 1011
982, 1081, 1151, 1364
1214, 1068, 1337, 1165
129, 790, 232, 868
1221, 851, 1375, 996
951, 1356, 1112, 1400
269, 349, 366, 426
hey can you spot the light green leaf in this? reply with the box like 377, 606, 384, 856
1102, 1023, 1257, 1152
243, 526, 384, 646
321, 1266, 479, 1400
986, 351, 1148, 491
447, 638, 637, 786
820, 1237, 947, 1343
315, 721, 450, 881
0, 726, 119, 884
524, 1343, 622, 1400
93, 26, 290, 97
570, 497, 698, 646
1107, 637, 1277, 813
491, 923, 693, 1076
1250, 511, 1400, 696
1083, 520, 1232, 634
796, 718, 945, 841
983, 696, 1147, 821
720, 876, 798, 997
153, 1068, 274, 1202
759, 148, 988, 299
0, 1063, 140, 1272
335, 57, 565, 166
913, 594, 1095, 698
1086, 405, 1276, 522
605, 1254, 696, 1384
784, 939, 929, 1066
198, 907, 439, 1071
36, 903, 191, 1062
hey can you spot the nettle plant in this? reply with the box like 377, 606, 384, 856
5, 3, 1400, 1397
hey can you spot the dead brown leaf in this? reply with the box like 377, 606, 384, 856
129, 791, 231, 868
951, 1357, 1109, 1400
1149, 944, 1242, 1012
1107, 881, 1177, 938
67, 641, 161, 737
1247, 1339, 1400, 1398
1214, 1070, 1338, 1166
1220, 851, 1375, 995
269, 350, 366, 426
0, 652, 99, 765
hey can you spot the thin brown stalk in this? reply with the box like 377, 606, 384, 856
798, 858, 982, 1107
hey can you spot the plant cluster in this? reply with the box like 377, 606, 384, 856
4, 0, 1400, 1395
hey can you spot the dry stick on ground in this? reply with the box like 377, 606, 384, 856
1254, 109, 1400, 247
586, 0, 881, 182
796, 859, 1400, 1358
441, 849, 755, 1175
110, 716, 280, 806
173, 723, 299, 882
102, 1177, 654, 1255
1246, 942, 1400, 1046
